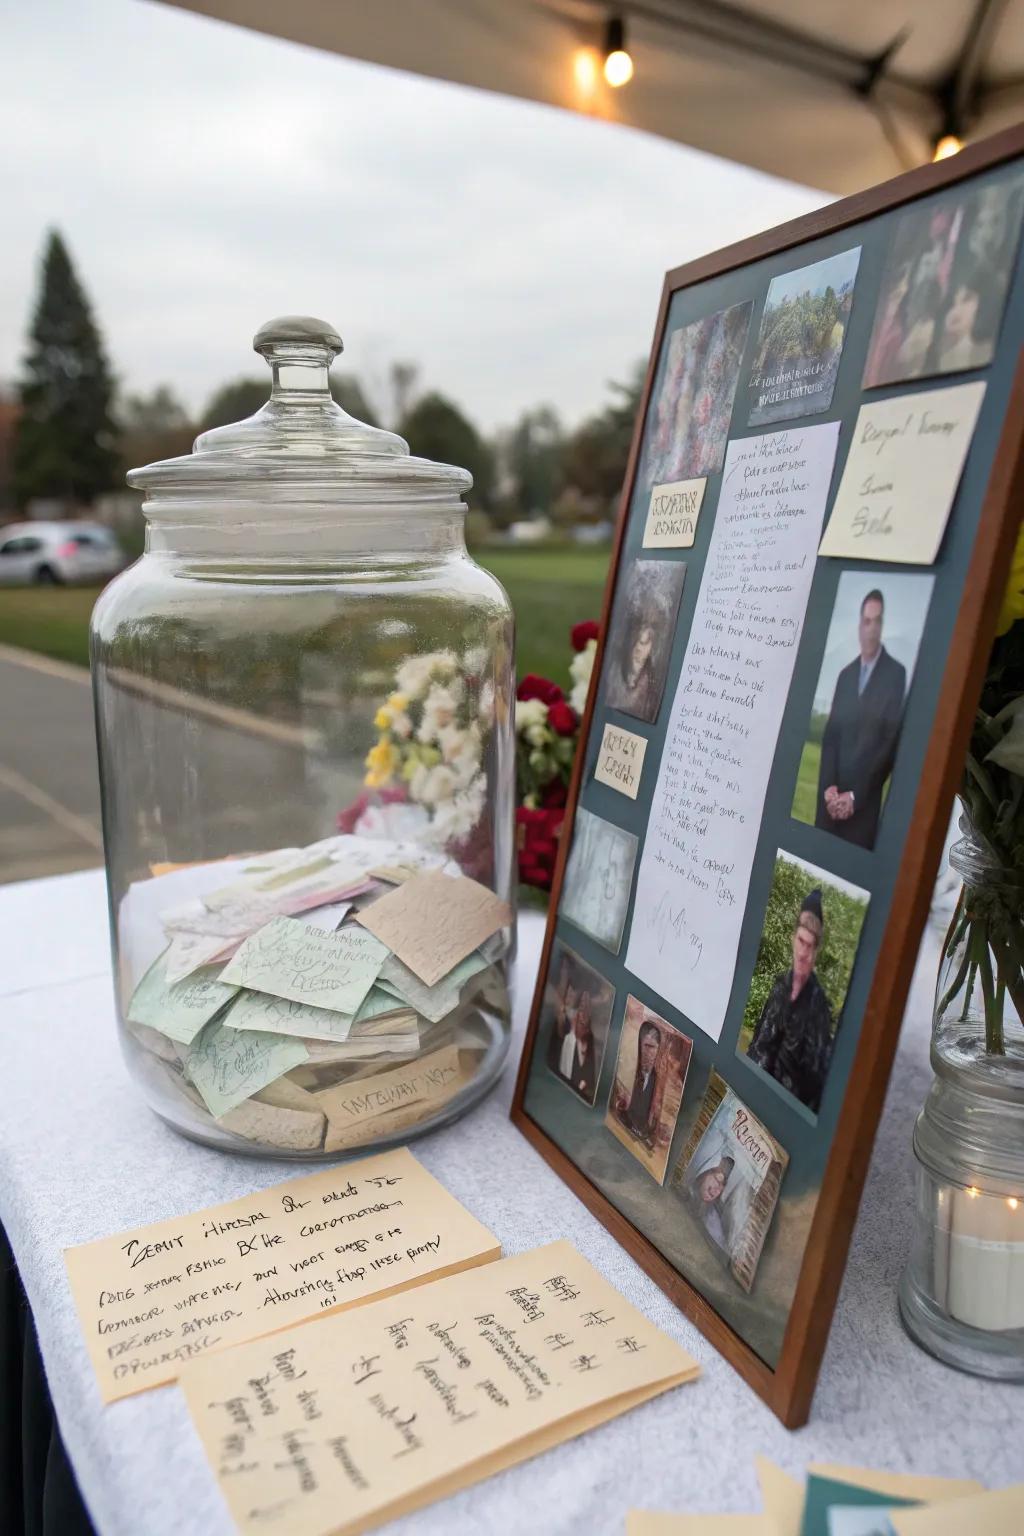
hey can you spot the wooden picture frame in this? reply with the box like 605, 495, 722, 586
511, 125, 1024, 1428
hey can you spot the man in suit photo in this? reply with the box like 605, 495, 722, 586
815, 588, 907, 849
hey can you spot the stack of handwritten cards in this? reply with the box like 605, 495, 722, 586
121, 837, 512, 1154
178, 1238, 699, 1535
64, 1148, 499, 1401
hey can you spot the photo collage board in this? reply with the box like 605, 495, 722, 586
513, 139, 1024, 1423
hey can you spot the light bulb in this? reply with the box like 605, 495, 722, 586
1009, 1197, 1020, 1211
604, 48, 634, 87
933, 134, 963, 162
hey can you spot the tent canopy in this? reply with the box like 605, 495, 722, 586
161, 0, 1024, 193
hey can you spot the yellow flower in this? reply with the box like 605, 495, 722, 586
374, 706, 393, 730
996, 522, 1024, 635
387, 692, 409, 711
364, 736, 398, 785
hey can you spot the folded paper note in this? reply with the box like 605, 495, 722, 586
185, 1020, 309, 1118
355, 870, 511, 987
63, 1147, 499, 1403
378, 950, 490, 1023
219, 918, 388, 1016
127, 953, 238, 1045
315, 1043, 466, 1152
178, 1239, 699, 1536
818, 382, 986, 564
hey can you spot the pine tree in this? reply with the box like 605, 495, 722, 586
13, 230, 119, 509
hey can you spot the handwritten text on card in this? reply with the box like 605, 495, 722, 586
594, 723, 648, 799
643, 478, 707, 548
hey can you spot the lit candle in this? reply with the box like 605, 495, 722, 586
945, 1185, 1024, 1331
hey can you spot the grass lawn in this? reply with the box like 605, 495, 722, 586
0, 546, 610, 683
791, 739, 819, 827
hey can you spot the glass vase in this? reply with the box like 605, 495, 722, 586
899, 830, 1024, 1377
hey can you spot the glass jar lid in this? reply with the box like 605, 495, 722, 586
126, 315, 472, 502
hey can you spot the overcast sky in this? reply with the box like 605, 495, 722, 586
2, 0, 828, 433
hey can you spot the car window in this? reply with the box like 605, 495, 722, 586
0, 537, 42, 555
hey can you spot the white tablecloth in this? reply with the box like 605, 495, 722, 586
0, 869, 1018, 1536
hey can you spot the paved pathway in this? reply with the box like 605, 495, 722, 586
0, 646, 104, 885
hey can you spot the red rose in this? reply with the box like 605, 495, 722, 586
548, 700, 577, 737
571, 620, 599, 652
516, 805, 565, 891
517, 673, 564, 706
540, 778, 568, 810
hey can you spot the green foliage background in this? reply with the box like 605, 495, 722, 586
738, 854, 869, 1051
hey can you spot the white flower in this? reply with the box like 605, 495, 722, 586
394, 650, 458, 702
515, 697, 548, 732
431, 787, 483, 842
417, 682, 461, 743
417, 765, 459, 806
462, 645, 488, 677
570, 638, 597, 715
525, 722, 549, 748
479, 680, 495, 728
390, 711, 412, 740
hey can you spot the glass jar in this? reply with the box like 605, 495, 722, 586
899, 831, 1024, 1377
90, 315, 516, 1159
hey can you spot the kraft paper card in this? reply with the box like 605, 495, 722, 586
315, 1043, 465, 1152
643, 478, 707, 548
628, 1519, 773, 1535
178, 1239, 700, 1536
756, 1459, 983, 1536
64, 1147, 499, 1403
185, 1020, 309, 1118
892, 1485, 1024, 1535
594, 722, 648, 799
219, 918, 389, 1016
356, 871, 511, 987
127, 954, 238, 1045
378, 950, 490, 1023
818, 381, 986, 564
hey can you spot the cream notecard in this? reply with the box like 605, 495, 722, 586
178, 1239, 699, 1536
819, 381, 986, 563
643, 479, 706, 548
64, 1147, 499, 1402
594, 722, 648, 799
219, 917, 388, 1015
314, 1043, 467, 1152
355, 871, 511, 986
892, 1485, 1024, 1534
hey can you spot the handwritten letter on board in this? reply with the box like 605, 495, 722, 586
626, 423, 840, 1040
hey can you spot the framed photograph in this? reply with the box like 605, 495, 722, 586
540, 938, 615, 1108
512, 127, 1024, 1426
604, 997, 693, 1185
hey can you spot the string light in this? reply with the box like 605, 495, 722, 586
573, 46, 600, 95
1009, 1197, 1020, 1211
603, 16, 634, 88
933, 133, 963, 162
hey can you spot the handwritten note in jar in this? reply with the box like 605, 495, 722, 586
63, 1147, 499, 1402
819, 382, 986, 564
626, 423, 840, 1041
178, 1239, 700, 1536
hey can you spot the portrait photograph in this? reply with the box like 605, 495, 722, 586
738, 851, 870, 1117
748, 246, 861, 427
558, 806, 638, 954
672, 1070, 788, 1294
603, 556, 686, 724
642, 300, 753, 487
604, 996, 693, 1185
541, 939, 615, 1108
863, 174, 1024, 387
792, 572, 935, 850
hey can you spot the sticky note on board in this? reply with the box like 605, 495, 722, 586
819, 382, 986, 564
593, 722, 648, 799
62, 1147, 499, 1402
643, 478, 707, 548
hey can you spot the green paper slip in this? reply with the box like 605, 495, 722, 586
378, 950, 490, 1023
220, 990, 356, 1043
801, 1476, 920, 1536
185, 1020, 309, 1118
218, 916, 388, 1016
127, 952, 239, 1046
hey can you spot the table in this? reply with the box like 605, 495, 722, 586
1, 869, 1018, 1536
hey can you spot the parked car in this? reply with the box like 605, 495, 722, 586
0, 522, 127, 586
